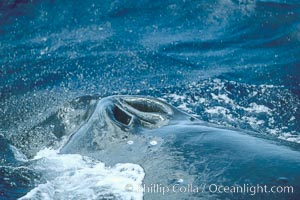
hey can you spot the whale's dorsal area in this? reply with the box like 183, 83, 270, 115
60, 95, 193, 154
11, 95, 300, 199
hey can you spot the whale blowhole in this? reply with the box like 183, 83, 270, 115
124, 98, 169, 114
112, 105, 132, 126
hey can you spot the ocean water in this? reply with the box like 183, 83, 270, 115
0, 0, 299, 199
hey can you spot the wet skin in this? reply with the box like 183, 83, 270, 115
60, 95, 300, 199
10, 95, 300, 199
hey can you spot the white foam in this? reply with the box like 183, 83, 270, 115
9, 145, 28, 162
241, 116, 264, 128
166, 93, 194, 113
168, 94, 186, 101
211, 93, 234, 104
19, 149, 145, 200
278, 132, 300, 143
242, 103, 271, 113
205, 106, 230, 115
177, 102, 193, 113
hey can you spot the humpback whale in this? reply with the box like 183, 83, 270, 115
9, 95, 300, 199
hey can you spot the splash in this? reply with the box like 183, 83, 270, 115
19, 148, 145, 200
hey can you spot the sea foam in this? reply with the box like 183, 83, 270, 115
19, 148, 145, 200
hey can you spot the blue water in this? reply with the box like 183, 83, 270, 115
0, 0, 300, 199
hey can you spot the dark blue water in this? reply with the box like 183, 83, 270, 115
0, 0, 300, 199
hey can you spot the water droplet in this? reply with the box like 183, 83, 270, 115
127, 140, 134, 145
177, 179, 184, 183
150, 140, 157, 146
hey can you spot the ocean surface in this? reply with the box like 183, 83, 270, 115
0, 0, 299, 199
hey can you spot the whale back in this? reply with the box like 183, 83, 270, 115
8, 95, 300, 199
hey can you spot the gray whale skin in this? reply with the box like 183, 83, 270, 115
58, 95, 300, 199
